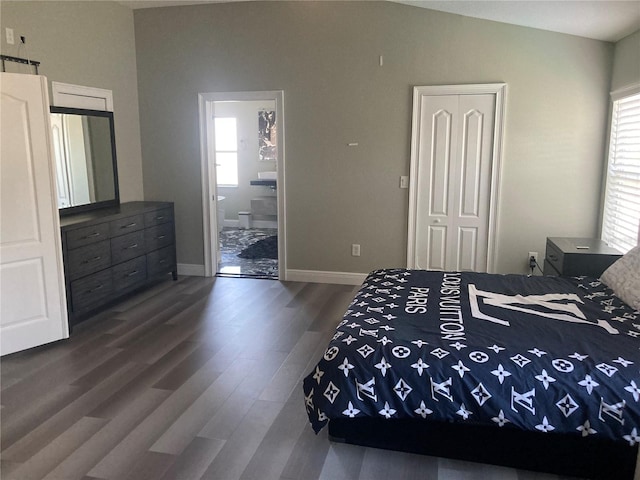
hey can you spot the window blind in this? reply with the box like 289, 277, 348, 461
602, 91, 640, 253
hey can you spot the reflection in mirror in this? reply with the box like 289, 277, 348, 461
50, 107, 119, 214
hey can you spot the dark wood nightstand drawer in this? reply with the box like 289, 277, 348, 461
71, 269, 113, 312
147, 245, 176, 277
67, 240, 111, 280
145, 223, 174, 253
109, 214, 144, 237
112, 256, 147, 292
66, 222, 110, 250
544, 239, 564, 274
111, 230, 145, 265
543, 259, 560, 276
144, 207, 173, 227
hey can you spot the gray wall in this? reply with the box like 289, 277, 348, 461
0, 1, 144, 204
4, 1, 619, 277
611, 29, 640, 91
134, 1, 614, 275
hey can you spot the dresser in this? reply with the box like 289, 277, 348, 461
60, 201, 177, 327
543, 237, 622, 278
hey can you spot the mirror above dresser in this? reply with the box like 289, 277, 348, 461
50, 106, 119, 215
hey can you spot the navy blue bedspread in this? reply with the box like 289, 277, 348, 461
303, 269, 640, 445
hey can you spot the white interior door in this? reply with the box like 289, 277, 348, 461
1, 73, 69, 356
408, 84, 506, 272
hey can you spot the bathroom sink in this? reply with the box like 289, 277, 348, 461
257, 171, 277, 180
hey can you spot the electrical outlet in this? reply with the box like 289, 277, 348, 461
351, 244, 361, 257
528, 251, 539, 269
6, 28, 14, 45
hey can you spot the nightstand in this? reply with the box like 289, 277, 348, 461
543, 237, 622, 277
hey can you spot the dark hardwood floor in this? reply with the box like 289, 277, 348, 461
1, 276, 578, 479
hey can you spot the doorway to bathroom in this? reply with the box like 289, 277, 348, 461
199, 91, 286, 280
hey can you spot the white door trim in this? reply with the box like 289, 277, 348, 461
407, 83, 507, 273
198, 90, 287, 279
51, 81, 114, 111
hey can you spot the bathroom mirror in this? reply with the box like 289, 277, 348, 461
50, 106, 119, 215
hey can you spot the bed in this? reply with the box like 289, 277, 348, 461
303, 247, 640, 479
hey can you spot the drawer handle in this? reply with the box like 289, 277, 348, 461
82, 256, 102, 264
121, 222, 137, 229
549, 254, 558, 261
156, 235, 166, 240
87, 284, 104, 293
124, 243, 139, 250
156, 216, 165, 220
159, 259, 167, 264
83, 232, 102, 239
126, 270, 139, 277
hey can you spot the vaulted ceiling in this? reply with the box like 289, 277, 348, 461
117, 0, 640, 43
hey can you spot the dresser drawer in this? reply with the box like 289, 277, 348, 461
144, 207, 173, 227
112, 256, 147, 292
67, 240, 111, 280
66, 222, 110, 250
111, 230, 145, 265
145, 223, 174, 253
147, 245, 176, 277
71, 269, 113, 312
109, 214, 144, 237
60, 201, 177, 326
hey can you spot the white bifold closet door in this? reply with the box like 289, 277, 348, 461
411, 93, 496, 272
1, 73, 69, 355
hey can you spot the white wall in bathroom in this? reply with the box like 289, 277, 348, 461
214, 100, 277, 224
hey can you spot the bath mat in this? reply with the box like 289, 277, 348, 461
238, 235, 278, 259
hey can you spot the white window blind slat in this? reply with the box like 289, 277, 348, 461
602, 91, 640, 253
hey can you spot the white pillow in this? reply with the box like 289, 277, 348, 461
600, 245, 640, 311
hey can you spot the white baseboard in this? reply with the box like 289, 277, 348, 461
285, 269, 367, 285
177, 263, 205, 276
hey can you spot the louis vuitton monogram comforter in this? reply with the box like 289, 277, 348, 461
303, 269, 640, 444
